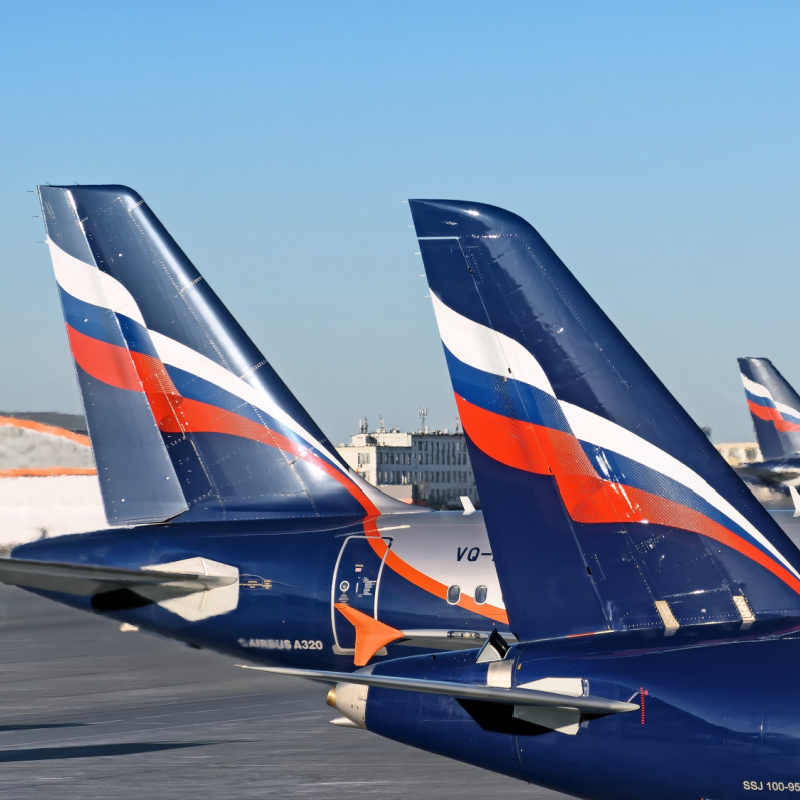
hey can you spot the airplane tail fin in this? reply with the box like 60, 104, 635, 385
39, 185, 408, 524
409, 199, 800, 641
738, 357, 800, 460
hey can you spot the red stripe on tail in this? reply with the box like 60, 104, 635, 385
457, 393, 800, 597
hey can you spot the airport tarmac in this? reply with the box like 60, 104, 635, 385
0, 583, 568, 799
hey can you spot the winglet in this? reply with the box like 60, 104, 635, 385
334, 603, 404, 666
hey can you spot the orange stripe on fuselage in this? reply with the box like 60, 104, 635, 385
362, 517, 509, 624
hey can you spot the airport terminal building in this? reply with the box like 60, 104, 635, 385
336, 425, 478, 509
334, 427, 769, 511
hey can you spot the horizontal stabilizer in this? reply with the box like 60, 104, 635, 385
334, 603, 403, 666
0, 557, 237, 597
333, 601, 516, 665
238, 665, 638, 715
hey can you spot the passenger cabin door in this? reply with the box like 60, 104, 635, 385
332, 535, 393, 654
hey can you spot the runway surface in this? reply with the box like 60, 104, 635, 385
0, 584, 568, 799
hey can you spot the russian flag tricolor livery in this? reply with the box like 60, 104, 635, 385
410, 199, 800, 642
739, 357, 800, 460
39, 186, 406, 525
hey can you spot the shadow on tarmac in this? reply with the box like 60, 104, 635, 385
0, 740, 225, 762
0, 723, 89, 732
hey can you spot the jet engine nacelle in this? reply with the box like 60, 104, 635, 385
326, 681, 369, 728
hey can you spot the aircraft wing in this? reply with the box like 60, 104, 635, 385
0, 557, 238, 597
239, 665, 638, 715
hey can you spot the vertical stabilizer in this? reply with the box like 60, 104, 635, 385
410, 199, 800, 641
738, 357, 800, 459
40, 185, 413, 523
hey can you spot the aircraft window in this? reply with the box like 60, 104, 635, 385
474, 585, 488, 604
447, 585, 461, 604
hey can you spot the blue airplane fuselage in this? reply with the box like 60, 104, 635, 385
14, 506, 800, 673
360, 626, 800, 799
12, 510, 507, 670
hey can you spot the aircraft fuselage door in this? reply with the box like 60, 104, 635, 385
332, 535, 393, 654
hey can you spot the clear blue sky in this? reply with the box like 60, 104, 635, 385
1, 2, 798, 444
